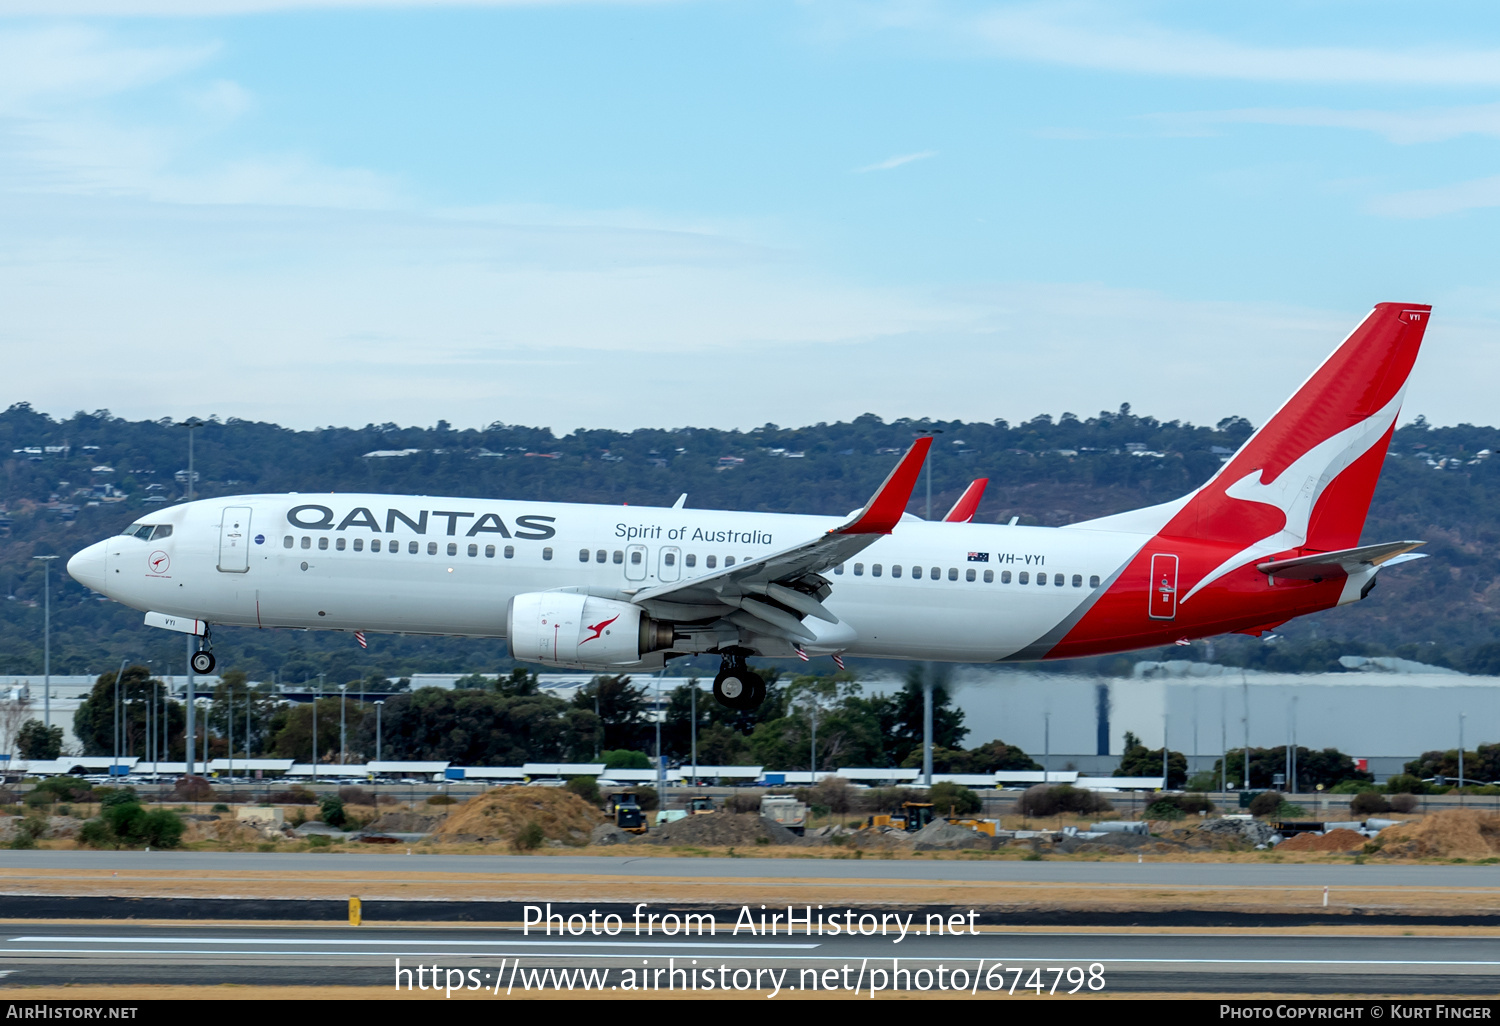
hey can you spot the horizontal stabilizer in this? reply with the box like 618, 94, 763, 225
1256, 540, 1426, 581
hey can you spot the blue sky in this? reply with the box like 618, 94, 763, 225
2, 1, 1498, 432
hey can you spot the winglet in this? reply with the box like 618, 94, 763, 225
834, 437, 932, 535
943, 478, 988, 523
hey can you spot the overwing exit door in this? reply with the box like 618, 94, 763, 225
218, 506, 252, 573
1148, 553, 1178, 620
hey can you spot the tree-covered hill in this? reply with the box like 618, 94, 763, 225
0, 401, 1495, 681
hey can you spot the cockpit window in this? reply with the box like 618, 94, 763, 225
119, 523, 171, 541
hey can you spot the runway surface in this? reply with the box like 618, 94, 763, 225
1, 922, 1494, 994
2, 851, 1496, 887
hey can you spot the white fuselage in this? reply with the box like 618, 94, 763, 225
71, 493, 1151, 665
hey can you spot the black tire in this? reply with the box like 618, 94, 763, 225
713, 669, 756, 710
745, 672, 766, 708
191, 650, 216, 674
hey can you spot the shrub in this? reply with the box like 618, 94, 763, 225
864, 787, 926, 814
307, 834, 332, 848
78, 819, 115, 849
1248, 791, 1285, 818
338, 786, 374, 807
725, 792, 762, 814
33, 777, 92, 803
425, 794, 457, 806
0, 788, 15, 805
317, 795, 347, 828
95, 787, 139, 808
1147, 793, 1216, 818
565, 776, 601, 805
55, 804, 71, 818
270, 787, 318, 805
928, 781, 981, 816
1144, 800, 1185, 821
513, 821, 545, 851
23, 791, 53, 809
1185, 771, 1220, 792
634, 786, 659, 812
1349, 792, 1390, 815
1389, 793, 1419, 814
169, 776, 216, 802
1330, 779, 1379, 795
1384, 774, 1427, 795
8, 832, 37, 850
211, 803, 230, 813
140, 809, 185, 847
1015, 785, 1113, 817
809, 777, 858, 815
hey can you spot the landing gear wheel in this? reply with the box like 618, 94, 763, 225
712, 668, 765, 711
191, 650, 216, 674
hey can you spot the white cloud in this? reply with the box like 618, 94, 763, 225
0, 26, 216, 116
975, 4, 1500, 85
0, 0, 634, 12
855, 150, 936, 173
1149, 103, 1500, 145
1370, 175, 1500, 219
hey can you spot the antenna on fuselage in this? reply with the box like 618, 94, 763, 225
672, 494, 688, 509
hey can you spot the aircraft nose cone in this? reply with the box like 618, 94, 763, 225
67, 540, 108, 592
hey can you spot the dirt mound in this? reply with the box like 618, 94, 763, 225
367, 810, 444, 833
911, 820, 994, 851
1375, 810, 1500, 859
636, 812, 797, 846
432, 786, 603, 846
1276, 827, 1367, 852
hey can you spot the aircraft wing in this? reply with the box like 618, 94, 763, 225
942, 478, 988, 522
628, 438, 931, 641
1256, 540, 1426, 581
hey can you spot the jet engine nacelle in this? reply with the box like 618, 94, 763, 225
506, 592, 674, 668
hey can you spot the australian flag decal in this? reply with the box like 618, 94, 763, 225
967, 552, 989, 562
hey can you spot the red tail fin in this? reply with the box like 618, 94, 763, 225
943, 479, 988, 523
1167, 303, 1429, 595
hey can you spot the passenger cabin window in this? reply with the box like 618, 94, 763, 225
579, 549, 590, 563
1036, 572, 1047, 586
503, 545, 513, 558
686, 554, 697, 568
447, 543, 457, 556
871, 564, 882, 577
372, 539, 382, 552
542, 547, 553, 560
725, 556, 735, 567
983, 569, 994, 583
1089, 575, 1101, 588
853, 563, 864, 576
283, 536, 293, 548
912, 566, 923, 579
301, 537, 311, 549
486, 545, 497, 558
353, 538, 363, 552
1072, 574, 1082, 587
891, 565, 902, 578
408, 541, 419, 554
336, 538, 346, 551
1018, 571, 1029, 584
318, 537, 328, 550
930, 566, 940, 580
966, 568, 976, 582
597, 550, 607, 563
664, 552, 675, 566
1001, 570, 1011, 583
948, 567, 958, 581
630, 550, 642, 565
706, 555, 717, 569
613, 550, 624, 564
833, 563, 843, 575
427, 542, 438, 555
468, 543, 478, 557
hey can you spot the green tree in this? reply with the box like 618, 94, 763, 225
602, 749, 651, 769
16, 719, 62, 759
572, 676, 651, 752
72, 665, 180, 758
883, 668, 968, 766
1116, 731, 1187, 789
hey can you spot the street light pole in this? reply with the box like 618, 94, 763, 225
32, 555, 58, 728
1460, 712, 1467, 806
375, 701, 384, 763
922, 673, 934, 787
915, 429, 944, 519
112, 657, 127, 779
690, 684, 697, 787
339, 684, 348, 766
179, 417, 202, 779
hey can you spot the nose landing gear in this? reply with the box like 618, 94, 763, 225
712, 650, 765, 711
191, 626, 216, 674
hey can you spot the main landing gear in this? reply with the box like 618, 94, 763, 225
191, 626, 216, 674
712, 650, 764, 711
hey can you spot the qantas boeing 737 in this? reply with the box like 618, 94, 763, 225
67, 303, 1431, 711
